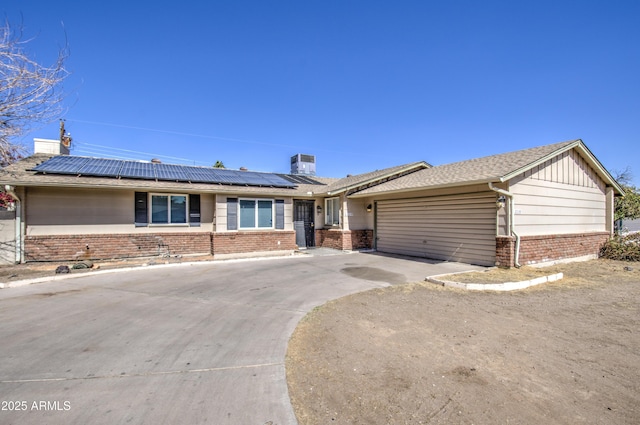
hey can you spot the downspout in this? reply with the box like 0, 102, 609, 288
4, 185, 22, 264
488, 183, 521, 268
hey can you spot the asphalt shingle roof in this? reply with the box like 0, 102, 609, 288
0, 154, 428, 197
0, 154, 325, 196
350, 140, 580, 196
323, 161, 429, 194
1, 139, 622, 198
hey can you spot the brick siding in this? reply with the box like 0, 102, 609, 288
24, 232, 212, 262
496, 232, 610, 267
212, 231, 296, 255
495, 236, 515, 267
350, 230, 374, 250
315, 229, 374, 250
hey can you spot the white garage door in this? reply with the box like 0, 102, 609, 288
376, 192, 497, 266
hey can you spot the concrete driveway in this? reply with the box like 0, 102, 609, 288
0, 252, 481, 424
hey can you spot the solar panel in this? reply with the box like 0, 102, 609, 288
119, 161, 155, 179
298, 175, 320, 184
155, 163, 191, 181
256, 173, 296, 187
216, 170, 246, 185
187, 167, 220, 182
276, 174, 323, 185
276, 174, 297, 184
78, 158, 123, 177
32, 156, 90, 174
30, 156, 299, 188
231, 171, 267, 186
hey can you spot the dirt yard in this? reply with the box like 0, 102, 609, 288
286, 259, 640, 424
0, 254, 214, 284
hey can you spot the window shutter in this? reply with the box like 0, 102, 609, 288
189, 194, 201, 226
227, 198, 238, 230
275, 199, 285, 229
135, 192, 148, 226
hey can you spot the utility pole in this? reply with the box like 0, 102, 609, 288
59, 120, 72, 148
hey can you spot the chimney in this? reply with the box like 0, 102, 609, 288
33, 120, 72, 155
33, 138, 70, 155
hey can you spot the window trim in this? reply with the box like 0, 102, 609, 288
149, 193, 190, 226
325, 197, 341, 226
238, 198, 275, 230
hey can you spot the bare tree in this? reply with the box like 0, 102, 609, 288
0, 20, 69, 166
612, 167, 640, 227
613, 166, 634, 186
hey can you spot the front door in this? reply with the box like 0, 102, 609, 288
294, 200, 315, 248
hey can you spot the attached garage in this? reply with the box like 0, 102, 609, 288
375, 192, 497, 266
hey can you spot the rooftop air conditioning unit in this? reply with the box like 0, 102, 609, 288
290, 154, 316, 175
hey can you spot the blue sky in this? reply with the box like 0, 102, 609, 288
4, 1, 639, 184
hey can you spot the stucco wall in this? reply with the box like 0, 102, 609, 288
344, 197, 375, 230
25, 187, 214, 235
0, 210, 16, 264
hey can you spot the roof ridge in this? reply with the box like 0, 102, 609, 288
325, 161, 429, 194
347, 139, 607, 198
431, 139, 578, 170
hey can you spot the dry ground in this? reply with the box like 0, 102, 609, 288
286, 259, 640, 425
0, 254, 214, 284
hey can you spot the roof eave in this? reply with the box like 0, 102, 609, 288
348, 178, 496, 198
327, 162, 429, 196
0, 179, 316, 196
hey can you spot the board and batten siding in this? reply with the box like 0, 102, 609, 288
376, 192, 497, 266
509, 149, 607, 236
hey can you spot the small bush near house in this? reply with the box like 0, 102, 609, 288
600, 233, 640, 261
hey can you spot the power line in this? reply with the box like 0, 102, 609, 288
67, 119, 306, 150
66, 118, 390, 158
74, 142, 210, 165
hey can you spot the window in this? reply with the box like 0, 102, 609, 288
151, 194, 187, 224
239, 199, 274, 229
227, 198, 284, 230
134, 192, 200, 226
325, 197, 340, 226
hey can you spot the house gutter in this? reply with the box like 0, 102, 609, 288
4, 185, 23, 264
488, 182, 521, 268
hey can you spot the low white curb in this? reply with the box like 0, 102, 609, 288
1, 253, 304, 289
426, 272, 564, 291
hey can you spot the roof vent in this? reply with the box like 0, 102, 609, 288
239, 166, 248, 171
151, 158, 162, 164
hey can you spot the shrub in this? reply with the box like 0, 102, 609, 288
600, 233, 640, 261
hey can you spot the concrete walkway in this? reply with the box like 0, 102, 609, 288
0, 252, 481, 424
